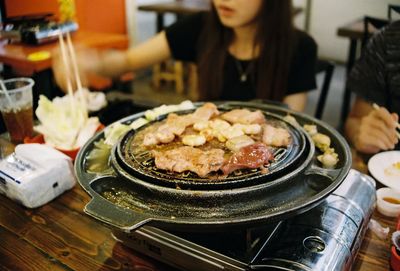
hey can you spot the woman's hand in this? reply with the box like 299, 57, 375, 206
52, 31, 172, 94
346, 98, 399, 154
283, 92, 307, 112
52, 46, 100, 93
95, 50, 130, 77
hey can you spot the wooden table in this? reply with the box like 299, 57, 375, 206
351, 149, 394, 271
0, 136, 174, 271
0, 30, 129, 76
0, 137, 395, 270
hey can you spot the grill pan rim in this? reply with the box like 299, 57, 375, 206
110, 134, 314, 195
74, 101, 352, 232
114, 108, 308, 190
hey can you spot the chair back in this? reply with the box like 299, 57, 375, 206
388, 4, 400, 21
362, 16, 389, 49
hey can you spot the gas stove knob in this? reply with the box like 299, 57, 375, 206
303, 236, 326, 253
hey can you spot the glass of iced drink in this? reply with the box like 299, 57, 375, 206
0, 78, 34, 144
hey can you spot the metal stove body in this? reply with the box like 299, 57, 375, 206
73, 102, 371, 271
113, 169, 376, 271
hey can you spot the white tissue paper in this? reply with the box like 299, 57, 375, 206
0, 143, 76, 208
368, 218, 390, 240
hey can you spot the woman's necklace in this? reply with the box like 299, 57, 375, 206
234, 58, 253, 82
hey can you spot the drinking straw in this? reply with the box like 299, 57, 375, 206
0, 80, 14, 107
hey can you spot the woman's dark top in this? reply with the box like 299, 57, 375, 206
165, 12, 317, 100
348, 20, 400, 115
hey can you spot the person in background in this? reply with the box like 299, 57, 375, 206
344, 20, 400, 154
54, 0, 317, 111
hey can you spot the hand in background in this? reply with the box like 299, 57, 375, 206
95, 50, 130, 78
52, 46, 101, 93
52, 45, 131, 94
355, 106, 399, 154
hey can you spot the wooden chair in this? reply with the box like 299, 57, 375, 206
152, 60, 185, 94
187, 63, 199, 100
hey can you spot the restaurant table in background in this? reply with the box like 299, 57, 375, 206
138, 0, 303, 31
336, 17, 380, 125
0, 31, 129, 75
0, 30, 129, 108
0, 135, 395, 271
138, 0, 210, 32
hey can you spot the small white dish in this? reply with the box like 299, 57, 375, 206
376, 187, 400, 217
368, 151, 400, 190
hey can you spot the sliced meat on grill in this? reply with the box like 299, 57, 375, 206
220, 125, 245, 140
221, 143, 274, 175
262, 124, 291, 147
143, 122, 176, 146
233, 123, 262, 135
221, 109, 266, 125
191, 102, 220, 122
143, 132, 158, 146
165, 113, 190, 135
144, 103, 220, 146
225, 135, 255, 152
152, 146, 225, 177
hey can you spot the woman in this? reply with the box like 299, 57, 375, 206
54, 0, 317, 111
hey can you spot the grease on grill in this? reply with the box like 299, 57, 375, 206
119, 109, 300, 183
103, 189, 142, 211
103, 188, 157, 212
130, 124, 288, 182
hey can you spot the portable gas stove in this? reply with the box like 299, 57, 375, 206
74, 102, 372, 271
112, 169, 375, 271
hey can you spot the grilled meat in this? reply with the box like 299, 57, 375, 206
152, 146, 225, 177
221, 109, 266, 125
221, 143, 274, 175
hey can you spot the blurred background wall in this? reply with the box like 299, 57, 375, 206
306, 0, 399, 62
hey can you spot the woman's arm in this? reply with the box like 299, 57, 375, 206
53, 31, 171, 91
283, 92, 308, 112
345, 97, 399, 154
99, 31, 172, 76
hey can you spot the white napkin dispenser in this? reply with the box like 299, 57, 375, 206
0, 143, 76, 208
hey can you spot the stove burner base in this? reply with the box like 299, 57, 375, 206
112, 170, 376, 271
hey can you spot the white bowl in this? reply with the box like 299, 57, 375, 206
376, 187, 400, 217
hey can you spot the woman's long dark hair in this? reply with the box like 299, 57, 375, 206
197, 0, 295, 101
